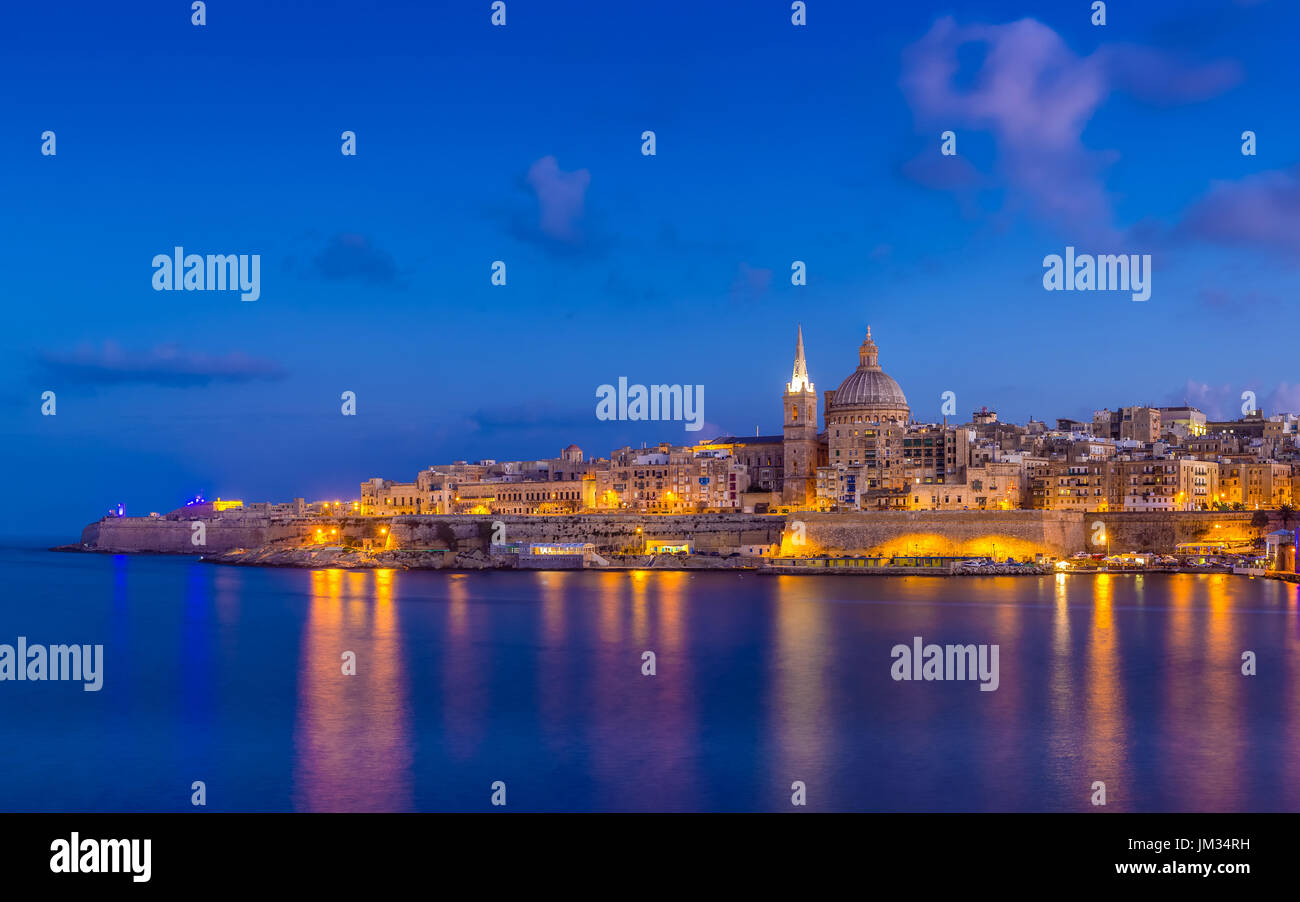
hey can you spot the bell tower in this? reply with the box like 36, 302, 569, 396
782, 324, 819, 507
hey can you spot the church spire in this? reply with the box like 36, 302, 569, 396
788, 324, 813, 393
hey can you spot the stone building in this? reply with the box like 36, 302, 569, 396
820, 327, 912, 509
1093, 406, 1162, 442
1032, 461, 1112, 512
965, 461, 1025, 510
1113, 458, 1219, 511
606, 444, 749, 512
697, 435, 784, 494
1242, 461, 1292, 508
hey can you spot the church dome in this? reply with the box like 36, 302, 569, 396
833, 369, 908, 408
830, 327, 909, 411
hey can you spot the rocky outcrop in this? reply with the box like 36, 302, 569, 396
206, 546, 502, 570
603, 553, 763, 570
950, 561, 1052, 576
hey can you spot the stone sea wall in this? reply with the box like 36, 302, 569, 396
790, 511, 1084, 559
72, 509, 1290, 558
1092, 511, 1282, 552
73, 513, 783, 556
389, 513, 784, 554
78, 516, 301, 553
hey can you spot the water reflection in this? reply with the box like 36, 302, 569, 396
1162, 575, 1243, 810
1048, 573, 1077, 801
293, 569, 411, 811
181, 564, 215, 766
1287, 585, 1300, 798
770, 576, 831, 794
288, 569, 1297, 811
585, 569, 699, 810
1081, 574, 1131, 806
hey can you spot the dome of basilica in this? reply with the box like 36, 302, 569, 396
833, 368, 908, 409
829, 327, 909, 414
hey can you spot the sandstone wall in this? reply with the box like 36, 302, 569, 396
388, 513, 784, 554
790, 511, 1084, 559
79, 517, 308, 553
1092, 511, 1284, 552
79, 510, 1290, 558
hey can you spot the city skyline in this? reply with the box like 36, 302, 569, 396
150, 323, 1295, 523
5, 0, 1300, 850
18, 317, 1300, 534
4, 0, 1299, 535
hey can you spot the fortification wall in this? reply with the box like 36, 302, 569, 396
1092, 511, 1282, 552
78, 510, 1286, 558
790, 511, 1085, 559
78, 517, 308, 553
388, 513, 784, 554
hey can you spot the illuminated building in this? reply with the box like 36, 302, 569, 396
1159, 406, 1207, 440
781, 325, 821, 507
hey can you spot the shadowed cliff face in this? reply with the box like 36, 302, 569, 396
78, 520, 100, 547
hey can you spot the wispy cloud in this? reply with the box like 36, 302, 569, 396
502, 155, 606, 258
1180, 164, 1300, 258
1267, 383, 1300, 414
462, 401, 595, 437
311, 233, 400, 284
1172, 379, 1300, 419
36, 342, 286, 388
1171, 379, 1238, 419
730, 262, 772, 305
527, 155, 590, 243
900, 17, 1241, 240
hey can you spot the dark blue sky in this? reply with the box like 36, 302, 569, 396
2, 0, 1297, 535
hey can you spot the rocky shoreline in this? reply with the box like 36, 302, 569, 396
201, 545, 764, 571
950, 562, 1053, 576
209, 547, 1057, 575
52, 543, 1248, 578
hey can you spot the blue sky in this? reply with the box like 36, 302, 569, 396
1, 0, 1297, 535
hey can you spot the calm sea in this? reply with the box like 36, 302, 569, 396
2, 544, 1298, 812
